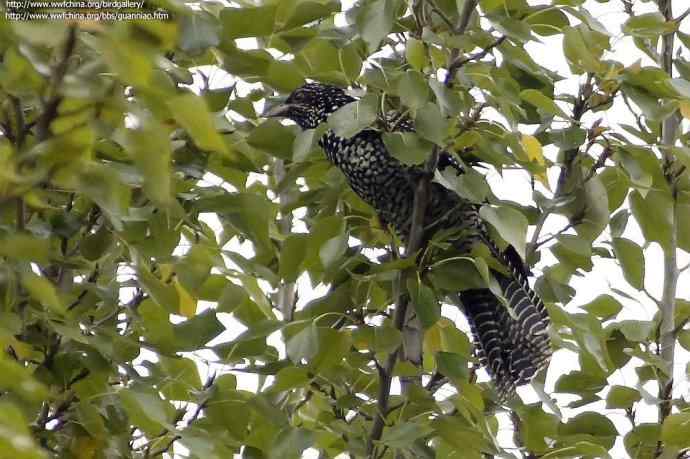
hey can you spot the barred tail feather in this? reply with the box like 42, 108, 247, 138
460, 280, 551, 402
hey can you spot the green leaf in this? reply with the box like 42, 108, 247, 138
176, 245, 215, 296
678, 329, 690, 351
275, 0, 340, 30
581, 294, 622, 321
612, 237, 645, 290
220, 5, 277, 39
294, 39, 362, 85
167, 93, 228, 153
516, 404, 559, 454
356, 0, 400, 51
495, 17, 533, 42
97, 35, 154, 87
630, 190, 673, 250
265, 60, 305, 92
0, 402, 46, 459
175, 280, 197, 318
609, 209, 630, 238
380, 422, 434, 449
436, 351, 468, 381
661, 412, 690, 448
0, 354, 48, 402
555, 370, 607, 397
159, 356, 202, 401
197, 193, 276, 253
479, 205, 528, 259
311, 327, 350, 371
406, 37, 426, 71
551, 234, 593, 271
327, 94, 378, 138
520, 89, 569, 119
269, 427, 314, 459
429, 257, 490, 292
352, 324, 402, 353
618, 320, 654, 342
0, 234, 51, 263
219, 46, 272, 80
80, 224, 114, 261
623, 13, 677, 38
576, 175, 610, 241
432, 416, 493, 453
179, 11, 220, 54
624, 424, 659, 459
442, 169, 489, 203
415, 102, 447, 145
559, 411, 618, 450
542, 442, 611, 459
429, 78, 464, 116
319, 232, 348, 269
119, 387, 175, 436
382, 132, 433, 165
526, 6, 569, 36
562, 25, 609, 74
21, 273, 65, 315
78, 162, 130, 231
137, 266, 179, 314
398, 70, 429, 110
271, 366, 311, 392
668, 78, 690, 98
139, 299, 176, 353
280, 234, 309, 282
286, 322, 319, 362
407, 278, 440, 329
293, 125, 327, 162
173, 309, 224, 351
126, 121, 172, 207
248, 119, 296, 159
606, 385, 641, 410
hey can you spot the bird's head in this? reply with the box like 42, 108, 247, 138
264, 82, 355, 129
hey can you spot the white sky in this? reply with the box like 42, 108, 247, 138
158, 1, 690, 457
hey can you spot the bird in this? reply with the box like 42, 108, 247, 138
265, 82, 551, 401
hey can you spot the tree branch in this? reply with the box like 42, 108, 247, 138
527, 73, 593, 259
655, 1, 680, 455
368, 2, 480, 456
446, 35, 507, 80
35, 24, 78, 142
274, 159, 297, 322
425, 0, 457, 32
444, 0, 479, 87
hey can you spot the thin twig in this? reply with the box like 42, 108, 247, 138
446, 35, 507, 78
675, 7, 690, 23
35, 24, 78, 142
425, 0, 457, 32
443, 0, 479, 87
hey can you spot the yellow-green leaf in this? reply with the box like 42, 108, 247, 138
21, 273, 65, 315
520, 134, 550, 189
175, 279, 197, 318
167, 93, 228, 153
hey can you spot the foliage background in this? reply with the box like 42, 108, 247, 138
0, 0, 689, 458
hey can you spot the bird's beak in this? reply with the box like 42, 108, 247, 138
263, 103, 294, 118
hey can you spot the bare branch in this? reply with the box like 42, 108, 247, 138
444, 0, 479, 87
446, 35, 507, 80
425, 0, 457, 32
655, 1, 680, 454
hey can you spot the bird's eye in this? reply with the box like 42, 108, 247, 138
292, 92, 306, 102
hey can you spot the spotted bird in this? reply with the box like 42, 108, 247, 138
266, 82, 551, 401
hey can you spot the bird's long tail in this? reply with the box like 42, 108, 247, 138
459, 245, 551, 401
